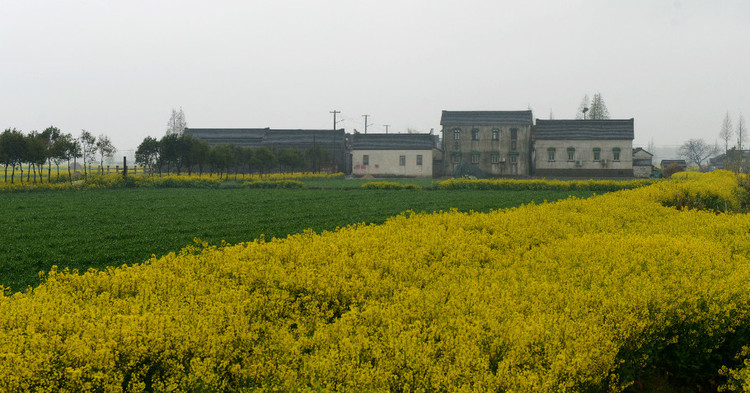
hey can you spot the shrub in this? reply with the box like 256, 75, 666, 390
662, 163, 685, 178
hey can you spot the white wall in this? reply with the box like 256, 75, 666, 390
535, 140, 633, 171
352, 150, 433, 177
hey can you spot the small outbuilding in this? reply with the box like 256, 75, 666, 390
632, 147, 653, 178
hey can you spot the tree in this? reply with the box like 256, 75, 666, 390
135, 136, 161, 175
95, 135, 117, 174
254, 147, 277, 174
719, 112, 734, 169
277, 148, 305, 172
305, 145, 329, 172
79, 130, 97, 179
1, 129, 26, 183
41, 126, 61, 181
738, 113, 747, 173
166, 107, 187, 136
52, 133, 76, 181
588, 93, 610, 120
25, 131, 47, 183
679, 138, 719, 172
159, 133, 182, 174
190, 139, 211, 175
576, 95, 590, 119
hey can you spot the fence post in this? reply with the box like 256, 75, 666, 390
123, 156, 128, 178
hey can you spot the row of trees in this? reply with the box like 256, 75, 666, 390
0, 127, 116, 183
135, 134, 331, 177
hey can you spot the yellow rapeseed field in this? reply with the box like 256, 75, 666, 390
2, 171, 750, 392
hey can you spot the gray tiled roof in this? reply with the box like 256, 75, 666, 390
184, 128, 267, 148
263, 129, 346, 148
535, 119, 634, 140
351, 133, 436, 150
184, 128, 345, 149
440, 110, 533, 126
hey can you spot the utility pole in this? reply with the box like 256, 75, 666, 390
330, 110, 341, 169
362, 114, 370, 134
384, 125, 390, 134
330, 110, 340, 131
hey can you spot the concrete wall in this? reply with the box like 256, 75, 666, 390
442, 125, 532, 176
633, 165, 652, 178
351, 150, 433, 177
534, 139, 633, 177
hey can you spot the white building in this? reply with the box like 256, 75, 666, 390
351, 133, 437, 178
534, 119, 635, 177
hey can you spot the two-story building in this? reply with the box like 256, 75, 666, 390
534, 119, 634, 177
440, 110, 533, 176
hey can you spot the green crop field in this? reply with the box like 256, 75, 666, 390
0, 187, 596, 291
0, 189, 592, 290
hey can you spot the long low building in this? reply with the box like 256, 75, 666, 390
184, 128, 347, 172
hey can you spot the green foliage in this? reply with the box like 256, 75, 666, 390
242, 180, 304, 189
360, 181, 422, 190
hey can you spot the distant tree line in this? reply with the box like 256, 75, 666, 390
135, 134, 331, 177
0, 127, 115, 183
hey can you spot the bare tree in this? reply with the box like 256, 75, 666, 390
738, 113, 747, 172
166, 107, 187, 136
589, 93, 610, 120
718, 112, 733, 169
679, 138, 719, 172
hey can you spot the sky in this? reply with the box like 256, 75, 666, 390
2, 0, 748, 155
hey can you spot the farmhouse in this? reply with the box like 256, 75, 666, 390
709, 149, 750, 171
350, 133, 437, 177
632, 147, 654, 178
534, 119, 634, 177
440, 110, 533, 176
185, 128, 347, 172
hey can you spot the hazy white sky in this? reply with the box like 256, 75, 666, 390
2, 0, 748, 152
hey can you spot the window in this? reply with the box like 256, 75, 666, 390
416, 154, 423, 166
471, 152, 480, 164
452, 153, 461, 163
613, 147, 621, 162
362, 155, 369, 165
399, 155, 406, 166
510, 128, 518, 151
547, 147, 556, 162
492, 128, 499, 140
471, 129, 479, 141
453, 129, 461, 140
593, 148, 601, 162
491, 152, 500, 164
567, 147, 575, 161
510, 155, 518, 165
